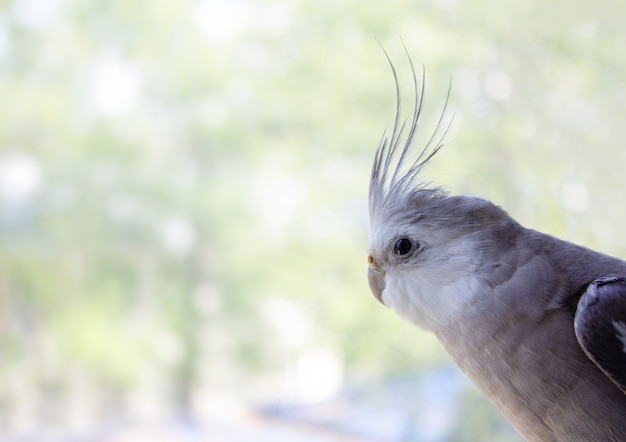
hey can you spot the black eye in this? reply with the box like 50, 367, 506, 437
393, 238, 413, 256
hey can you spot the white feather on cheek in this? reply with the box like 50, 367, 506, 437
381, 237, 484, 331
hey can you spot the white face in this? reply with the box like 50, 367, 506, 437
367, 219, 484, 332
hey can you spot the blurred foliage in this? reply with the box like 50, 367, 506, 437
449, 388, 523, 442
1, 0, 625, 439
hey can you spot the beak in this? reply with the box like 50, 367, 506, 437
368, 266, 386, 305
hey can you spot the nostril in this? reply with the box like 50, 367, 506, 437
367, 255, 378, 271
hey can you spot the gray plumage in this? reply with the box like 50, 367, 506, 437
366, 55, 626, 441
575, 277, 626, 393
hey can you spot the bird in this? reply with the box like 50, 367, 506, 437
366, 53, 626, 441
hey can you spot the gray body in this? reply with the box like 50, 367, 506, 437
435, 207, 626, 440
366, 55, 626, 441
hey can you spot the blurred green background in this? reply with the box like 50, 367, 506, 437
2, 0, 626, 440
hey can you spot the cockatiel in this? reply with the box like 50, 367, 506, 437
366, 55, 626, 441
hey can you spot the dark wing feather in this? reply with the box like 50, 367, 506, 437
574, 276, 626, 393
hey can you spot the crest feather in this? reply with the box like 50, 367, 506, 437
369, 47, 453, 223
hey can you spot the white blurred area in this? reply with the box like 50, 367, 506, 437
81, 52, 144, 119
0, 153, 41, 199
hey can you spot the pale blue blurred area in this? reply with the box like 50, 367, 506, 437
1, 0, 626, 440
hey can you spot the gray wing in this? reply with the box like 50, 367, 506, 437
574, 276, 626, 393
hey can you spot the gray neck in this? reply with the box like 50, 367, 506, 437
435, 229, 626, 441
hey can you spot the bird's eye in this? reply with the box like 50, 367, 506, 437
393, 238, 413, 256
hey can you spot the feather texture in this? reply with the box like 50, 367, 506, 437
368, 47, 452, 228
367, 51, 626, 441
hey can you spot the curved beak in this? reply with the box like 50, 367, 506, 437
368, 267, 386, 305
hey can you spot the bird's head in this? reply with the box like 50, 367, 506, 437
367, 57, 514, 331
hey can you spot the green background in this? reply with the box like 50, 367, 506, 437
1, 0, 625, 440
